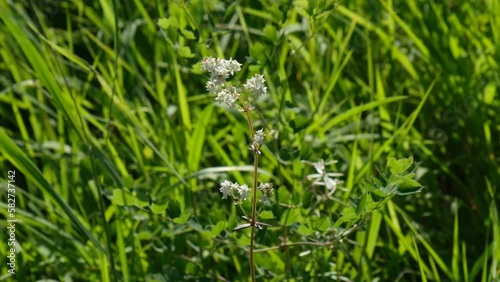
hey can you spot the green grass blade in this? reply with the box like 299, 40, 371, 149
0, 128, 106, 254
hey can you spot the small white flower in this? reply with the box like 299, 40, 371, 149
243, 74, 267, 97
238, 184, 249, 201
201, 57, 241, 79
215, 85, 240, 108
250, 128, 265, 153
206, 78, 223, 94
254, 128, 265, 145
302, 159, 343, 196
219, 180, 251, 202
219, 180, 233, 199
225, 58, 242, 75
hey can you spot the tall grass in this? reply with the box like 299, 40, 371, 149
0, 0, 498, 281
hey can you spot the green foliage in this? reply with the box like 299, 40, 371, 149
0, 0, 498, 281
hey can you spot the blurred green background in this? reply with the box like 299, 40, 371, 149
0, 0, 498, 281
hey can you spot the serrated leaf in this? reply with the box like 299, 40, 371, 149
387, 156, 413, 175
260, 211, 274, 219
298, 225, 314, 235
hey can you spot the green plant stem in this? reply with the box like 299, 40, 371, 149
250, 151, 259, 282
244, 107, 258, 282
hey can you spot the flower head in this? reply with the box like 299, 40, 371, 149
238, 184, 249, 201
201, 57, 242, 80
219, 180, 250, 203
201, 57, 243, 108
219, 180, 235, 199
250, 128, 265, 154
243, 74, 267, 97
215, 85, 240, 108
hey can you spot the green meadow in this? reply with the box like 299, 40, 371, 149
0, 0, 498, 281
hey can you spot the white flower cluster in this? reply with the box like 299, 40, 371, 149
201, 57, 241, 81
201, 57, 268, 108
302, 159, 343, 196
219, 180, 249, 203
243, 74, 267, 97
250, 128, 265, 154
201, 57, 242, 108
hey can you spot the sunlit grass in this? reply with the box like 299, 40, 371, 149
0, 0, 498, 281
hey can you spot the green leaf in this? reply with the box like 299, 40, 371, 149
150, 201, 168, 214
278, 188, 292, 203
263, 24, 278, 42
363, 178, 387, 201
356, 193, 368, 215
167, 200, 181, 218
299, 143, 313, 160
111, 189, 148, 208
281, 209, 302, 226
340, 207, 359, 222
393, 177, 423, 195
387, 156, 413, 175
290, 116, 310, 133
181, 29, 196, 40
249, 42, 267, 63
111, 189, 134, 205
260, 211, 274, 219
179, 46, 194, 58
313, 216, 331, 232
158, 17, 178, 29
298, 225, 314, 235
173, 212, 191, 224
210, 221, 226, 236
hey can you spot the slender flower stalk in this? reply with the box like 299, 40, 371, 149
201, 57, 269, 282
249, 136, 259, 282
